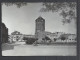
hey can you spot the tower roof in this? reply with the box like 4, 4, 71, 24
36, 16, 45, 21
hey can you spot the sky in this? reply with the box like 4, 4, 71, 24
2, 3, 77, 35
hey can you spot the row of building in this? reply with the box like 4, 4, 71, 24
8, 30, 76, 43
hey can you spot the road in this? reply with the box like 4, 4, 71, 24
2, 42, 77, 56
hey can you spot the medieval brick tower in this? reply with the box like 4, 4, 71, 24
35, 16, 45, 43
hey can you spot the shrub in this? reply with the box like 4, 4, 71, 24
45, 36, 51, 40
61, 36, 66, 41
59, 34, 67, 41
54, 38, 57, 42
25, 38, 37, 44
23, 37, 28, 40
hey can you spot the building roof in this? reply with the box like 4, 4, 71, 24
1, 23, 7, 28
11, 31, 22, 35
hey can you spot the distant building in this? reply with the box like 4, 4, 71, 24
24, 34, 35, 38
45, 31, 58, 41
1, 23, 8, 43
66, 34, 76, 42
9, 31, 35, 42
35, 16, 45, 43
44, 31, 77, 42
9, 31, 23, 42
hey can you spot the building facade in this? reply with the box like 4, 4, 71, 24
9, 31, 35, 42
44, 31, 77, 43
35, 16, 45, 43
1, 23, 8, 43
9, 31, 23, 42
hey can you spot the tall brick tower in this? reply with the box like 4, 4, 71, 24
35, 16, 45, 43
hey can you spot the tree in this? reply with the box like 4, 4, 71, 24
61, 36, 66, 41
54, 38, 57, 42
2, 2, 27, 8
45, 36, 51, 40
23, 37, 28, 40
40, 2, 77, 24
2, 2, 77, 24
45, 36, 52, 44
25, 38, 37, 44
59, 34, 68, 41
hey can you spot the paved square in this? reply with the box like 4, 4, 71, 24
2, 42, 77, 56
